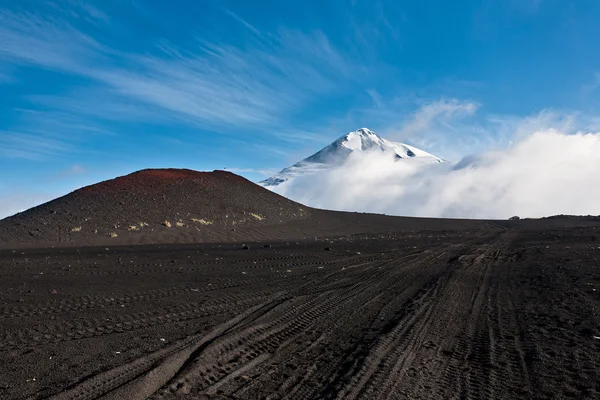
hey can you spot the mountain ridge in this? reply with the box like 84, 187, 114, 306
260, 128, 442, 187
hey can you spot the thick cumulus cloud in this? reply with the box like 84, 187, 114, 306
272, 130, 600, 219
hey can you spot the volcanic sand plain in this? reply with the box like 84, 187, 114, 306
1, 219, 600, 399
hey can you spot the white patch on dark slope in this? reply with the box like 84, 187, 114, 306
260, 128, 442, 187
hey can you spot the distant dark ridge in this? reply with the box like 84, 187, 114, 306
0, 169, 311, 247
541, 214, 600, 221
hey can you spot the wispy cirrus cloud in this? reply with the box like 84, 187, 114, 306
223, 9, 264, 38
342, 95, 481, 159
0, 8, 106, 72
0, 2, 369, 156
46, 0, 110, 24
0, 131, 70, 160
339, 95, 600, 163
28, 89, 171, 124
582, 72, 600, 97
397, 102, 600, 162
0, 102, 117, 160
393, 98, 480, 138
0, 62, 17, 83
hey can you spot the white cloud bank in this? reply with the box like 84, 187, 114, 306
272, 129, 600, 219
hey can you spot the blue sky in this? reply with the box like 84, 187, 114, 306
1, 0, 600, 217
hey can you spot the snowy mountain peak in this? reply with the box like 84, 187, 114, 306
340, 128, 384, 151
355, 127, 377, 137
260, 128, 443, 187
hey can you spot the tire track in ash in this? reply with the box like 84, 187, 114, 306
0, 251, 363, 278
253, 244, 479, 400
484, 279, 532, 400
1, 256, 388, 355
475, 235, 532, 400
47, 298, 286, 400
147, 247, 453, 399
0, 285, 204, 320
0, 292, 272, 351
7, 235, 528, 400
289, 243, 459, 400
259, 290, 391, 400
332, 274, 446, 400
269, 250, 452, 400
0, 254, 380, 321
385, 233, 514, 400
0, 274, 290, 321
39, 255, 394, 400
366, 234, 508, 400
402, 241, 499, 400
206, 259, 415, 400
50, 268, 368, 400
433, 231, 532, 400
433, 247, 499, 400
312, 233, 513, 400
150, 259, 396, 399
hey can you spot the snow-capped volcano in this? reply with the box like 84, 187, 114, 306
260, 128, 442, 187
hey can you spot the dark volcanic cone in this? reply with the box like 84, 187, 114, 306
0, 169, 310, 247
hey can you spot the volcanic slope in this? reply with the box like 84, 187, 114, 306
0, 169, 311, 248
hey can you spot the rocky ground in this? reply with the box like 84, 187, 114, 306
1, 223, 599, 399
